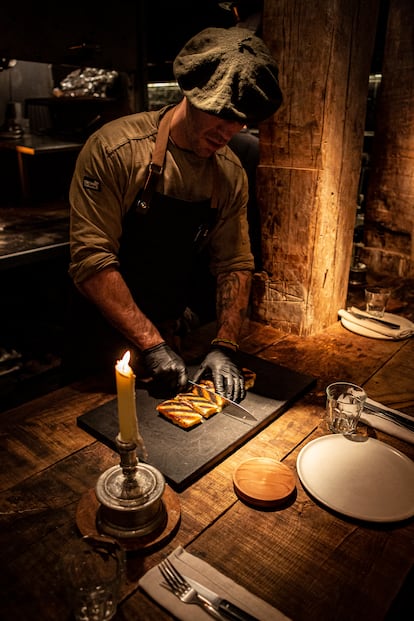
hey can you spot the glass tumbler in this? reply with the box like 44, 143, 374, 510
365, 286, 391, 318
326, 382, 367, 435
60, 535, 125, 621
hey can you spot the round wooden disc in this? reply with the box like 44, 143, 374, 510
76, 485, 181, 552
233, 457, 296, 508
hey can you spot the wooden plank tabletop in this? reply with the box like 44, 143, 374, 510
0, 319, 413, 621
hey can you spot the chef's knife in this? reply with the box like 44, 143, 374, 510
346, 309, 401, 330
187, 380, 257, 423
184, 574, 260, 621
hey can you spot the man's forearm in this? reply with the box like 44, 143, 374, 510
77, 267, 164, 351
214, 270, 252, 347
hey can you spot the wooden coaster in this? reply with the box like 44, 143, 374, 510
233, 457, 296, 508
76, 485, 181, 552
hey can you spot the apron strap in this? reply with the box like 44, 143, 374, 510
135, 106, 175, 214
134, 104, 219, 215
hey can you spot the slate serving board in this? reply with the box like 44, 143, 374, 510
77, 352, 316, 490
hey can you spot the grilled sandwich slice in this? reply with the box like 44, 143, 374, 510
156, 398, 202, 428
191, 380, 226, 410
177, 392, 221, 418
157, 367, 256, 429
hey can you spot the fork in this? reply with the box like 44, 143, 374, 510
159, 558, 224, 619
363, 402, 414, 432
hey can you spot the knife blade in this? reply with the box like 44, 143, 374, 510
346, 309, 401, 330
184, 574, 260, 621
187, 380, 257, 423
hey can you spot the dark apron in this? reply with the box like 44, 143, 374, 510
64, 107, 217, 381
120, 105, 218, 322
119, 191, 216, 323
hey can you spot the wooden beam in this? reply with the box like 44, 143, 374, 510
252, 0, 380, 335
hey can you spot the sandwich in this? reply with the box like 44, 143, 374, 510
156, 398, 203, 428
156, 367, 256, 429
190, 380, 226, 410
177, 392, 221, 418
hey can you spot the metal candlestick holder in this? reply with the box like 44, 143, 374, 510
95, 434, 166, 539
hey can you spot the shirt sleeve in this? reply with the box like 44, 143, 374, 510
68, 132, 146, 286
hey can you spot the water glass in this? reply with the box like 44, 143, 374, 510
326, 382, 367, 435
60, 535, 125, 621
365, 286, 391, 318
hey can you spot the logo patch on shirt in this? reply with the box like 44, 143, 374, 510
83, 176, 101, 191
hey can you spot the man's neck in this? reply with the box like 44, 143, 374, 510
169, 100, 190, 150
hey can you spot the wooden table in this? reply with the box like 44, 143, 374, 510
1, 317, 413, 621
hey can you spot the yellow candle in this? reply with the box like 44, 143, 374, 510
115, 351, 139, 443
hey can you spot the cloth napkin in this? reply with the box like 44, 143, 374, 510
139, 545, 291, 621
360, 398, 414, 444
338, 307, 414, 339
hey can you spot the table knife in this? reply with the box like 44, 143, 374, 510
364, 399, 414, 430
187, 380, 257, 423
185, 574, 260, 621
346, 309, 401, 330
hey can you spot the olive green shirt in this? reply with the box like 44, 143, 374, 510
69, 106, 254, 286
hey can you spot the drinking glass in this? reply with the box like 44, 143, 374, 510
60, 535, 125, 621
326, 382, 367, 435
365, 286, 391, 318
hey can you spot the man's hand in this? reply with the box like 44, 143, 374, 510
143, 343, 188, 397
193, 346, 245, 403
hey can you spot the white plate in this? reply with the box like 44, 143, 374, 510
297, 435, 414, 522
341, 312, 414, 339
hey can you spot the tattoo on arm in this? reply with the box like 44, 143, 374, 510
217, 272, 240, 312
216, 270, 252, 336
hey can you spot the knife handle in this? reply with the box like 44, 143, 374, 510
218, 600, 260, 621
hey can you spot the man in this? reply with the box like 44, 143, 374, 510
67, 26, 282, 402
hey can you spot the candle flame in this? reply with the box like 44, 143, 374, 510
119, 350, 131, 373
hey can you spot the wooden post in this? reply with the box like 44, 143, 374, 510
251, 0, 380, 335
362, 0, 414, 278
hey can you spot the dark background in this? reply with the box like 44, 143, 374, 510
0, 1, 251, 73
0, 0, 388, 73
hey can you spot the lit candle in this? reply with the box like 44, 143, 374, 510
115, 351, 139, 443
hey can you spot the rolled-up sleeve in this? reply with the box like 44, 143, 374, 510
69, 133, 145, 286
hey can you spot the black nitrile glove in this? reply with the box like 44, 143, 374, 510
143, 342, 188, 398
193, 345, 245, 403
